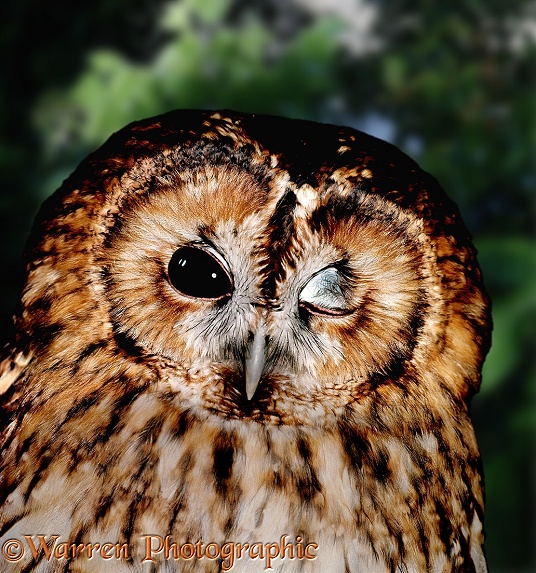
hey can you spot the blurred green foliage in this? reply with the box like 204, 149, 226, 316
0, 0, 534, 570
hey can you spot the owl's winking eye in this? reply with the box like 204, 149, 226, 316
299, 266, 351, 316
168, 246, 233, 300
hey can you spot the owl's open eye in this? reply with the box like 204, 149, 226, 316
299, 266, 352, 316
168, 246, 233, 300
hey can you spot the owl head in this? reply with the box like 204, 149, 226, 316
15, 110, 491, 426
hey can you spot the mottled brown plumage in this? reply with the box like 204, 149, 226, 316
0, 110, 491, 572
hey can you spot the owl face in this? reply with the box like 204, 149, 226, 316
100, 149, 440, 425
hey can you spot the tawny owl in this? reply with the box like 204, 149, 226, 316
0, 110, 491, 572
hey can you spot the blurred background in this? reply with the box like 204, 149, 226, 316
0, 0, 534, 569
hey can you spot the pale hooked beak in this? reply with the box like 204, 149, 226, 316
244, 325, 267, 401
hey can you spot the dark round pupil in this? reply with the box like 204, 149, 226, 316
168, 247, 232, 300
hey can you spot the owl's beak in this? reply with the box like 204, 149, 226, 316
244, 326, 266, 401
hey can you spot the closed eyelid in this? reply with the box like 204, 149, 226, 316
299, 266, 350, 312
